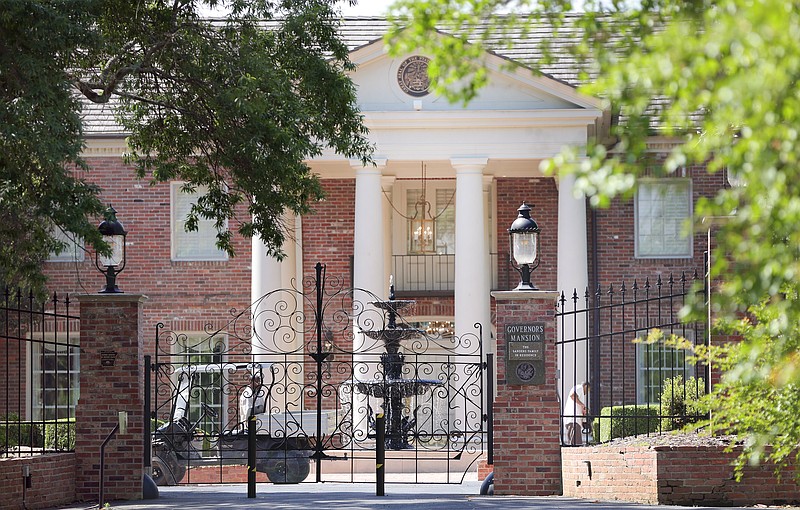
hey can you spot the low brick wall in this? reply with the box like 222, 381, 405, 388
563, 444, 800, 506
0, 454, 76, 509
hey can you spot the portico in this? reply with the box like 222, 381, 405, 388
249, 38, 603, 393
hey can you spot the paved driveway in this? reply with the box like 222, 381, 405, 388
50, 482, 784, 510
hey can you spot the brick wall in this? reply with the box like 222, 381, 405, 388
43, 157, 253, 353
563, 444, 800, 506
585, 160, 726, 408
75, 294, 146, 502
0, 336, 25, 417
302, 179, 356, 402
491, 291, 562, 495
590, 162, 724, 287
495, 177, 559, 292
0, 453, 76, 509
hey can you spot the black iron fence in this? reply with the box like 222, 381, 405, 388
556, 272, 708, 446
1, 288, 79, 457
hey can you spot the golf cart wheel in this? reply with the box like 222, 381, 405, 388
263, 456, 310, 484
151, 453, 184, 486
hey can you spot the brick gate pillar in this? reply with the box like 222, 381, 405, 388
490, 290, 561, 495
75, 294, 148, 502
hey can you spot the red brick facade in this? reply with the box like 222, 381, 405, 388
43, 157, 253, 351
491, 291, 562, 496
75, 294, 147, 502
590, 162, 726, 286
0, 453, 76, 509
563, 444, 800, 506
30, 142, 733, 501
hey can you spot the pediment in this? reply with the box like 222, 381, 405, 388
348, 35, 601, 113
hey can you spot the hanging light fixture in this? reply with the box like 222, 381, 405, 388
382, 162, 455, 255
408, 162, 436, 254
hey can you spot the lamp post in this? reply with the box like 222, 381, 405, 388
95, 206, 127, 293
508, 202, 541, 291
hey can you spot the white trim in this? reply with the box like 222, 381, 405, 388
26, 332, 81, 421
83, 137, 128, 157
170, 182, 229, 262
634, 178, 694, 259
363, 109, 602, 129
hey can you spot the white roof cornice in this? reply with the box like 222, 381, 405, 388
364, 109, 602, 130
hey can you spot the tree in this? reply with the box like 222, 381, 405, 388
1, 1, 106, 293
387, 0, 800, 475
0, 0, 372, 294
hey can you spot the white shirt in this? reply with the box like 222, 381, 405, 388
563, 384, 588, 424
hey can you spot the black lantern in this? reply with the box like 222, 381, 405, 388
94, 206, 127, 293
508, 202, 540, 291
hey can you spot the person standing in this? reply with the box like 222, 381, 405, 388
563, 381, 590, 445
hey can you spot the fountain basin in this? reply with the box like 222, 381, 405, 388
345, 378, 442, 398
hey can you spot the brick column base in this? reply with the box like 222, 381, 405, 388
75, 294, 147, 502
490, 290, 561, 496
477, 459, 493, 481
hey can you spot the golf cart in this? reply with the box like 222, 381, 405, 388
151, 362, 322, 485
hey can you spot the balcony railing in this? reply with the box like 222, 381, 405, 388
391, 253, 514, 294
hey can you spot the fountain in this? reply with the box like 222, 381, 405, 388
350, 278, 442, 450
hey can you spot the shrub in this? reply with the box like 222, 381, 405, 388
44, 418, 76, 451
659, 375, 706, 431
595, 405, 661, 443
1, 414, 44, 449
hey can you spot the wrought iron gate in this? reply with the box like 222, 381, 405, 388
146, 263, 490, 485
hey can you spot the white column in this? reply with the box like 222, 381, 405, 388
351, 160, 387, 435
483, 175, 494, 354
251, 219, 304, 418
452, 158, 491, 341
381, 175, 396, 299
556, 173, 590, 416
451, 158, 490, 446
251, 234, 283, 355
352, 159, 388, 319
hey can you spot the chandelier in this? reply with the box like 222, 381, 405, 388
410, 194, 434, 252
383, 162, 454, 255
408, 163, 436, 253
425, 320, 455, 337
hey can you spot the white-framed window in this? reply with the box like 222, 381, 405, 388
173, 333, 226, 432
47, 228, 85, 263
635, 179, 692, 258
405, 186, 456, 255
171, 183, 227, 261
636, 328, 695, 404
391, 181, 457, 292
27, 333, 80, 421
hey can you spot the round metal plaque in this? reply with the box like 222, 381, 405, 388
397, 56, 431, 97
515, 362, 536, 382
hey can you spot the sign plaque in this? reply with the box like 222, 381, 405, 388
100, 350, 117, 367
506, 322, 545, 385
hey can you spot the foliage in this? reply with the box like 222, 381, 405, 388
0, 416, 76, 451
0, 415, 44, 449
659, 375, 706, 431
0, 1, 107, 294
0, 0, 372, 294
387, 0, 800, 474
692, 298, 800, 481
44, 419, 76, 451
595, 405, 660, 443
